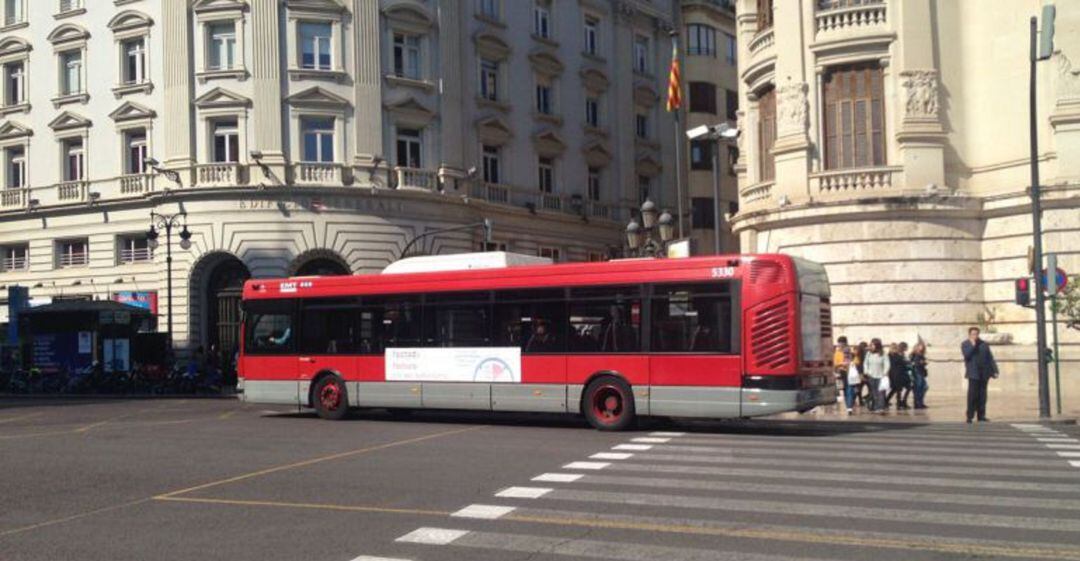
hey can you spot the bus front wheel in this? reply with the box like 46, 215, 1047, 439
313, 375, 349, 421
583, 377, 635, 431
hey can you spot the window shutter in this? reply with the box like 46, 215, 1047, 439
823, 63, 886, 170
757, 87, 776, 182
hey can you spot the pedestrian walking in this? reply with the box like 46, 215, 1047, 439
961, 327, 998, 423
910, 342, 929, 409
834, 336, 854, 412
885, 343, 911, 410
863, 338, 889, 413
855, 341, 868, 406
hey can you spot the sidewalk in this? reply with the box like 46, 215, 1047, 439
774, 390, 1079, 424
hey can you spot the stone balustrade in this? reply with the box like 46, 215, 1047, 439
748, 28, 775, 55
812, 166, 901, 195
197, 163, 244, 187
56, 181, 89, 203
119, 174, 155, 195
294, 163, 342, 186
741, 181, 774, 204
0, 187, 27, 209
469, 181, 511, 204
395, 166, 439, 191
815, 1, 887, 34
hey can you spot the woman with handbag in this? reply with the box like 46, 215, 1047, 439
863, 338, 889, 413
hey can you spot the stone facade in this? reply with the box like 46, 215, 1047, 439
733, 0, 1080, 396
0, 0, 678, 356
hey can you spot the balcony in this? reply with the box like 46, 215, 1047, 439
740, 181, 774, 204
811, 166, 903, 198
293, 163, 343, 186
395, 167, 439, 192
539, 193, 562, 212
748, 28, 775, 56
119, 174, 155, 195
57, 252, 88, 268
196, 163, 245, 187
119, 247, 153, 264
2, 256, 27, 272
0, 188, 27, 209
56, 181, 89, 203
815, 0, 887, 37
468, 181, 511, 204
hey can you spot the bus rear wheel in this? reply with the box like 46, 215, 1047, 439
313, 375, 349, 420
583, 377, 635, 431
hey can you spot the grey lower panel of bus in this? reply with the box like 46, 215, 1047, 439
740, 385, 838, 418
353, 382, 421, 408
242, 380, 300, 406
491, 384, 567, 413
649, 386, 741, 418
422, 383, 492, 410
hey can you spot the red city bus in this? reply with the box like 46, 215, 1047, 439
238, 254, 835, 430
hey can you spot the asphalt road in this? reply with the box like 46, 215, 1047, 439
1, 398, 1078, 561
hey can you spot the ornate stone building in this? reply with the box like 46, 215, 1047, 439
0, 0, 678, 357
733, 0, 1080, 395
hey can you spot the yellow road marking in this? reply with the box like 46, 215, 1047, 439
0, 498, 153, 538
156, 425, 485, 499
217, 410, 237, 420
155, 496, 449, 517
0, 412, 43, 425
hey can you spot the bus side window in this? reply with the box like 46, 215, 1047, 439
651, 283, 734, 353
244, 300, 295, 355
493, 289, 566, 353
373, 296, 423, 349
568, 286, 642, 353
299, 298, 357, 355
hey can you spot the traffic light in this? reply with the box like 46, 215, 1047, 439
1015, 278, 1031, 307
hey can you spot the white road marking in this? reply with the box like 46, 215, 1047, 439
631, 437, 671, 443
1037, 438, 1079, 443
452, 504, 516, 520
1012, 423, 1046, 428
532, 473, 583, 483
349, 556, 413, 561
396, 528, 469, 545
591, 452, 633, 460
563, 461, 611, 470
1047, 444, 1080, 449
495, 487, 552, 499
650, 432, 686, 437
613, 444, 653, 451
1057, 451, 1080, 458
1071, 461, 1080, 469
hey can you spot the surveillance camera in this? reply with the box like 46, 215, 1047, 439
686, 125, 713, 140
144, 157, 160, 167
250, 150, 263, 160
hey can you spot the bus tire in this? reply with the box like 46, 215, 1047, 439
583, 376, 635, 431
313, 375, 349, 421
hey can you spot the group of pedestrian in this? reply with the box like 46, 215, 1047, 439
833, 336, 930, 415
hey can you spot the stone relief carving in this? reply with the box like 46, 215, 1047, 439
900, 70, 939, 118
777, 82, 807, 136
1056, 51, 1080, 99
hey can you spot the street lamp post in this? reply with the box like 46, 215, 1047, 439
1029, 6, 1055, 418
686, 123, 740, 254
147, 212, 191, 352
625, 199, 674, 258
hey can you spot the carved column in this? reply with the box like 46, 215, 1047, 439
354, 0, 385, 185
896, 0, 946, 190
437, 0, 465, 187
250, 0, 287, 180
161, 0, 193, 172
769, 0, 810, 202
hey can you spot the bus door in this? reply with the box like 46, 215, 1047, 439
297, 299, 359, 407
492, 289, 567, 412
242, 300, 299, 405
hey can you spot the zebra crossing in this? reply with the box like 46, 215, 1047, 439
357, 422, 1080, 561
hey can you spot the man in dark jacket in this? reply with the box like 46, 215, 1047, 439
961, 327, 998, 423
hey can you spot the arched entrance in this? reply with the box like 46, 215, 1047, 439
193, 254, 250, 386
288, 249, 351, 276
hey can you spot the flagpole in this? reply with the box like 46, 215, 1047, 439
668, 30, 686, 240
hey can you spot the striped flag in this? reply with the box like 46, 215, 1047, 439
666, 41, 682, 112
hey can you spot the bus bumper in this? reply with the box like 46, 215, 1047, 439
740, 375, 837, 417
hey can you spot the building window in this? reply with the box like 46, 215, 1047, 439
208, 22, 237, 70
638, 175, 650, 203
299, 22, 332, 70
689, 82, 717, 114
686, 24, 716, 57
395, 127, 422, 168
481, 144, 500, 183
125, 130, 147, 174
587, 167, 601, 201
392, 32, 421, 80
60, 0, 82, 13
1, 244, 27, 272
587, 251, 607, 262
690, 139, 713, 171
478, 0, 499, 20
584, 16, 599, 55
3, 61, 24, 106
212, 119, 239, 163
535, 78, 553, 115
57, 239, 88, 268
533, 0, 551, 39
635, 112, 649, 139
727, 146, 739, 176
5, 146, 24, 188
823, 64, 885, 169
723, 32, 737, 66
585, 96, 600, 127
537, 157, 554, 193
60, 50, 83, 96
479, 58, 499, 101
118, 235, 152, 264
301, 117, 335, 163
633, 35, 649, 73
725, 88, 739, 120
538, 246, 561, 262
758, 0, 774, 32
482, 241, 508, 252
63, 138, 85, 181
757, 87, 776, 181
3, 0, 23, 27
691, 197, 715, 229
122, 38, 147, 85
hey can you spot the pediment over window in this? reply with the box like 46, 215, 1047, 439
582, 140, 612, 167
193, 0, 250, 14
634, 82, 659, 107
635, 153, 662, 177
0, 121, 32, 141
580, 67, 609, 93
382, 0, 435, 29
473, 31, 511, 60
285, 86, 350, 108
533, 128, 566, 157
47, 24, 91, 45
529, 50, 564, 76
0, 37, 31, 58
49, 111, 92, 132
107, 10, 154, 33
195, 87, 253, 109
383, 95, 435, 124
284, 0, 347, 14
109, 101, 157, 123
475, 115, 513, 145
